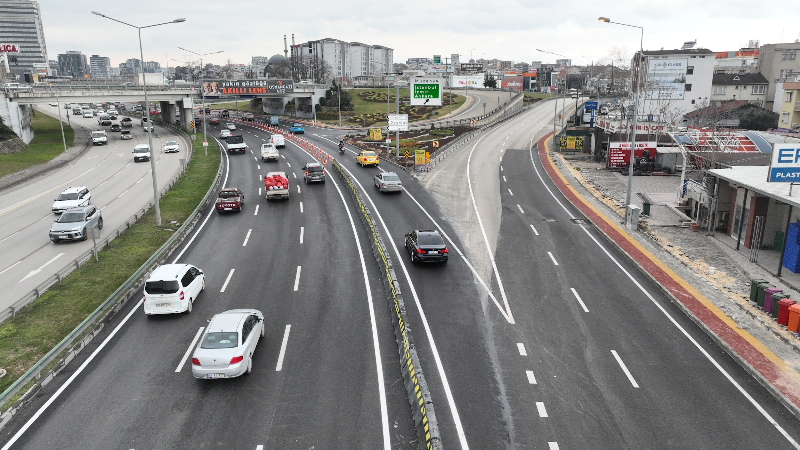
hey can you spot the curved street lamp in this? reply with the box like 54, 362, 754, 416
177, 48, 224, 148
91, 11, 186, 227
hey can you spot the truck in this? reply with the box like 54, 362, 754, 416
261, 143, 279, 162
264, 172, 289, 201
135, 73, 168, 86
225, 135, 247, 154
269, 116, 279, 125
214, 188, 245, 213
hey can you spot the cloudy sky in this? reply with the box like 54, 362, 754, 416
41, 0, 800, 69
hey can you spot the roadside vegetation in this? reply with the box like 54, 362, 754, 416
0, 112, 73, 179
0, 138, 220, 404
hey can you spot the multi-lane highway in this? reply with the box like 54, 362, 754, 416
0, 106, 188, 310
4, 101, 800, 449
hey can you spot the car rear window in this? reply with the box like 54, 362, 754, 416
308, 165, 323, 173
201, 332, 239, 349
383, 174, 400, 181
218, 190, 239, 198
364, 152, 375, 157
145, 280, 179, 294
418, 233, 444, 245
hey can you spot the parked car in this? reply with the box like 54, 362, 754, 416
120, 130, 132, 140
302, 162, 326, 184
374, 172, 402, 193
220, 129, 232, 139
110, 123, 122, 132
143, 264, 205, 315
163, 141, 180, 153
49, 205, 103, 242
133, 144, 151, 162
404, 229, 448, 264
289, 123, 304, 134
226, 122, 236, 130
52, 186, 91, 214
191, 309, 264, 379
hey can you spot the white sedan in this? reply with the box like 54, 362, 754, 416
191, 309, 264, 379
226, 122, 237, 130
220, 129, 232, 139
163, 141, 180, 153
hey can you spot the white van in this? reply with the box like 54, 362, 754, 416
271, 134, 285, 148
143, 264, 205, 315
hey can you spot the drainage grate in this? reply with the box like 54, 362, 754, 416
570, 218, 590, 225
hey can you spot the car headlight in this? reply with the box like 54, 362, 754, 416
72, 227, 82, 232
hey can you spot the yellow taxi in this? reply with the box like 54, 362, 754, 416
357, 151, 379, 167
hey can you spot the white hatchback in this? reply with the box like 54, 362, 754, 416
143, 264, 205, 315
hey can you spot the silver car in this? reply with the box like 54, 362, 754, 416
374, 172, 403, 193
192, 309, 264, 379
49, 205, 103, 242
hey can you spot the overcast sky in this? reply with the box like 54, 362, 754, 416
41, 1, 800, 69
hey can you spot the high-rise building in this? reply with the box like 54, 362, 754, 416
58, 51, 88, 79
118, 58, 161, 77
0, 0, 48, 78
47, 59, 58, 76
292, 38, 393, 84
89, 54, 111, 79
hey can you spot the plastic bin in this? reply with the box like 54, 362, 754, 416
642, 202, 651, 216
750, 279, 768, 302
788, 304, 800, 333
776, 296, 793, 324
757, 282, 773, 308
764, 287, 783, 314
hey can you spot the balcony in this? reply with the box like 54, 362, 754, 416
795, 101, 800, 112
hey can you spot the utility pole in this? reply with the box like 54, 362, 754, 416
395, 84, 400, 158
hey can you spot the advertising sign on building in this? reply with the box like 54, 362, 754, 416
768, 143, 800, 182
428, 64, 450, 73
451, 75, 484, 89
608, 142, 658, 167
0, 44, 20, 53
410, 78, 442, 106
501, 75, 523, 91
645, 59, 687, 100
202, 79, 294, 96
460, 63, 483, 73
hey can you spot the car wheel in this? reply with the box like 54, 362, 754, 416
260, 324, 265, 338
201, 280, 205, 292
410, 250, 416, 264
187, 299, 193, 313
246, 355, 253, 374
98, 218, 103, 230
82, 228, 88, 241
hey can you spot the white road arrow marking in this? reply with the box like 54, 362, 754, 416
20, 253, 64, 283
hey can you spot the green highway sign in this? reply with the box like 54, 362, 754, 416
410, 78, 443, 106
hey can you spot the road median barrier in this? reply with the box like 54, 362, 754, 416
331, 159, 442, 450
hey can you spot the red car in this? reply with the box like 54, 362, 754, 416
209, 118, 220, 125
214, 188, 244, 213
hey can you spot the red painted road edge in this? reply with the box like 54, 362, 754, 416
537, 132, 800, 415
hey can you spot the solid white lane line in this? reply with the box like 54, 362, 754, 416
220, 269, 235, 293
254, 204, 259, 216
293, 266, 301, 291
547, 252, 559, 266
517, 343, 527, 356
276, 324, 291, 371
300, 202, 304, 213
571, 288, 589, 312
548, 443, 560, 450
297, 185, 301, 194
175, 327, 204, 372
517, 204, 524, 214
243, 229, 252, 246
508, 189, 513, 196
526, 370, 537, 384
611, 350, 639, 388
300, 226, 304, 244
530, 224, 539, 236
1, 300, 143, 450
536, 402, 548, 417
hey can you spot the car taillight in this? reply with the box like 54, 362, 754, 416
305, 171, 309, 177
230, 356, 244, 364
179, 291, 184, 301
191, 358, 200, 366
416, 248, 424, 254
382, 183, 386, 187
441, 248, 448, 254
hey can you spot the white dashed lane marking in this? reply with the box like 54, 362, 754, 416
517, 343, 527, 356
220, 269, 235, 293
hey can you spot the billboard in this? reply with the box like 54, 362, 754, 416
645, 59, 687, 100
410, 78, 442, 106
202, 79, 294, 96
768, 143, 800, 182
460, 63, 483, 73
428, 64, 450, 73
0, 43, 20, 53
501, 75, 523, 91
608, 142, 657, 167
451, 75, 484, 88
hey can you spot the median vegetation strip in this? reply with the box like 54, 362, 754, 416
0, 138, 220, 399
0, 113, 73, 179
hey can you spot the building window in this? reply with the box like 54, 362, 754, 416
752, 85, 766, 94
787, 92, 794, 102
782, 112, 790, 123
685, 84, 692, 91
713, 86, 726, 94
780, 69, 794, 78
691, 99, 696, 104
687, 66, 694, 75
783, 51, 797, 61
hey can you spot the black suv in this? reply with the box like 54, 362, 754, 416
302, 163, 325, 184
404, 230, 448, 264
220, 109, 230, 118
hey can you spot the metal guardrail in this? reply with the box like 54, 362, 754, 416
0, 123, 194, 326
331, 159, 442, 450
0, 140, 224, 424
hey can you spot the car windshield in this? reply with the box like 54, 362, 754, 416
218, 190, 239, 198
91, 132, 104, 138
201, 332, 239, 349
228, 135, 243, 144
145, 280, 179, 294
134, 147, 149, 153
121, 131, 130, 135
383, 174, 400, 182
57, 212, 84, 223
57, 192, 79, 201
418, 233, 444, 245
165, 141, 177, 146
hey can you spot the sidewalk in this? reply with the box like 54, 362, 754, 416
538, 134, 800, 419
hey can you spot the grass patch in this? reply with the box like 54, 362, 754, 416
0, 138, 220, 401
205, 100, 256, 112
0, 112, 73, 179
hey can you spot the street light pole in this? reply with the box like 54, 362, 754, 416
599, 17, 644, 226
178, 48, 223, 149
92, 11, 185, 227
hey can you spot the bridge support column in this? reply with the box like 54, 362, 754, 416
262, 97, 287, 116
295, 96, 314, 119
177, 97, 194, 133
160, 101, 177, 126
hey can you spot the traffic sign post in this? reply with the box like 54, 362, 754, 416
388, 114, 409, 131
203, 140, 208, 156
432, 140, 439, 148
410, 78, 443, 106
